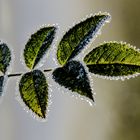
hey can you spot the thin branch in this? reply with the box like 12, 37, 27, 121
8, 73, 22, 77
7, 69, 52, 78
43, 69, 52, 72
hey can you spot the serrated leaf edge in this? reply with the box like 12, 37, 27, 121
85, 41, 140, 65
52, 60, 96, 106
92, 72, 140, 81
57, 12, 111, 64
0, 40, 12, 74
16, 71, 52, 122
85, 41, 140, 80
21, 24, 57, 70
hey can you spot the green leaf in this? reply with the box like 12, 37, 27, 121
0, 76, 5, 96
0, 42, 11, 74
53, 60, 94, 101
84, 42, 140, 77
19, 70, 48, 118
24, 26, 56, 69
57, 13, 111, 65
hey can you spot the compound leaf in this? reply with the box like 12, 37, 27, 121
57, 13, 111, 65
24, 26, 56, 69
84, 42, 140, 77
0, 42, 11, 74
53, 60, 94, 101
19, 70, 48, 118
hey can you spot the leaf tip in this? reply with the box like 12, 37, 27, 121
90, 95, 94, 102
24, 25, 57, 69
38, 110, 46, 119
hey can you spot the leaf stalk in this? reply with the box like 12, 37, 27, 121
7, 69, 52, 78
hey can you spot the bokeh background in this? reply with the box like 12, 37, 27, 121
0, 0, 140, 140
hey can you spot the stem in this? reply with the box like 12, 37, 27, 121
43, 69, 52, 72
8, 73, 22, 77
7, 69, 52, 78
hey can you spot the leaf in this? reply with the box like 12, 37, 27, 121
53, 60, 94, 101
19, 70, 48, 118
57, 13, 111, 65
24, 26, 56, 69
84, 42, 140, 77
0, 42, 11, 74
0, 76, 5, 96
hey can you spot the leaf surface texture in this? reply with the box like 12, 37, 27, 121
0, 43, 11, 73
19, 70, 48, 118
57, 13, 110, 65
24, 26, 56, 69
53, 61, 94, 101
84, 42, 140, 76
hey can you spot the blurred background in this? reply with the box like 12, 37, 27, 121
0, 0, 140, 140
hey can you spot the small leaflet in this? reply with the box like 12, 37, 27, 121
0, 43, 11, 74
0, 42, 11, 97
84, 42, 140, 77
52, 60, 94, 102
19, 70, 48, 118
57, 13, 111, 65
24, 26, 56, 69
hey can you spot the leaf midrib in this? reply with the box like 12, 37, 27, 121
86, 62, 140, 67
62, 28, 94, 65
63, 15, 108, 65
31, 72, 44, 117
30, 29, 52, 69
